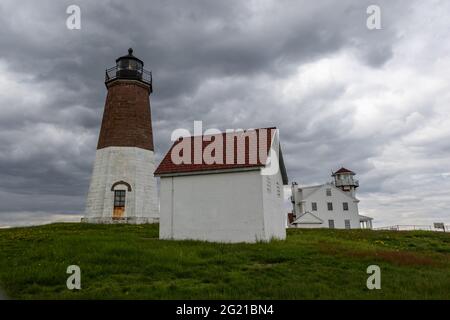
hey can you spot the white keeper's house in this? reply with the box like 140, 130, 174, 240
154, 127, 288, 243
289, 167, 373, 229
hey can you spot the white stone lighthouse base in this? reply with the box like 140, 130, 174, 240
83, 146, 159, 224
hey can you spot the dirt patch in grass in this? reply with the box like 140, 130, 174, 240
350, 250, 439, 267
318, 243, 440, 267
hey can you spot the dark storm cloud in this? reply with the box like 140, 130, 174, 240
1, 0, 449, 227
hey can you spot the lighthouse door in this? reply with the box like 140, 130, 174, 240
113, 190, 126, 219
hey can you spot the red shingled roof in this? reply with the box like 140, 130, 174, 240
154, 128, 287, 180
333, 167, 355, 175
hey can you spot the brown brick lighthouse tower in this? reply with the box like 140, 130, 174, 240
84, 48, 159, 224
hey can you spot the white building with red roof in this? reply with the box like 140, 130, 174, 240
154, 127, 288, 243
289, 167, 373, 229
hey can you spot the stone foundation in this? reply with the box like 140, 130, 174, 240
81, 217, 159, 224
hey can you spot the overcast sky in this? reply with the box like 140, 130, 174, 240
0, 0, 449, 227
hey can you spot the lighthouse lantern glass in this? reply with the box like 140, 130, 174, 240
116, 57, 143, 79
118, 58, 142, 71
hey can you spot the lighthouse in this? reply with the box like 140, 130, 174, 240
83, 48, 159, 224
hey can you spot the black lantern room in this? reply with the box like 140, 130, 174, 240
116, 48, 143, 78
105, 48, 152, 92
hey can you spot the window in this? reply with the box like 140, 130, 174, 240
328, 220, 335, 229
345, 220, 351, 229
326, 188, 332, 196
114, 190, 126, 207
312, 202, 317, 211
327, 202, 333, 211
343, 202, 349, 211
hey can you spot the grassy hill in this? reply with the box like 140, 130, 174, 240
0, 223, 449, 299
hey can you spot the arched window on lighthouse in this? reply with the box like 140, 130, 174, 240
113, 190, 126, 220
111, 181, 132, 220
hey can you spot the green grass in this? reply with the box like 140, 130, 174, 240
0, 223, 449, 299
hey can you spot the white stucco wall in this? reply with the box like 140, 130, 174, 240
292, 184, 360, 229
159, 169, 285, 243
84, 146, 159, 224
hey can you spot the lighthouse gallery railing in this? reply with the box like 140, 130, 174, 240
105, 65, 153, 88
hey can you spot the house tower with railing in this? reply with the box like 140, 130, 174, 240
332, 167, 359, 197
83, 48, 159, 224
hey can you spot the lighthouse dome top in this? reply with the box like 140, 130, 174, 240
115, 48, 144, 66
